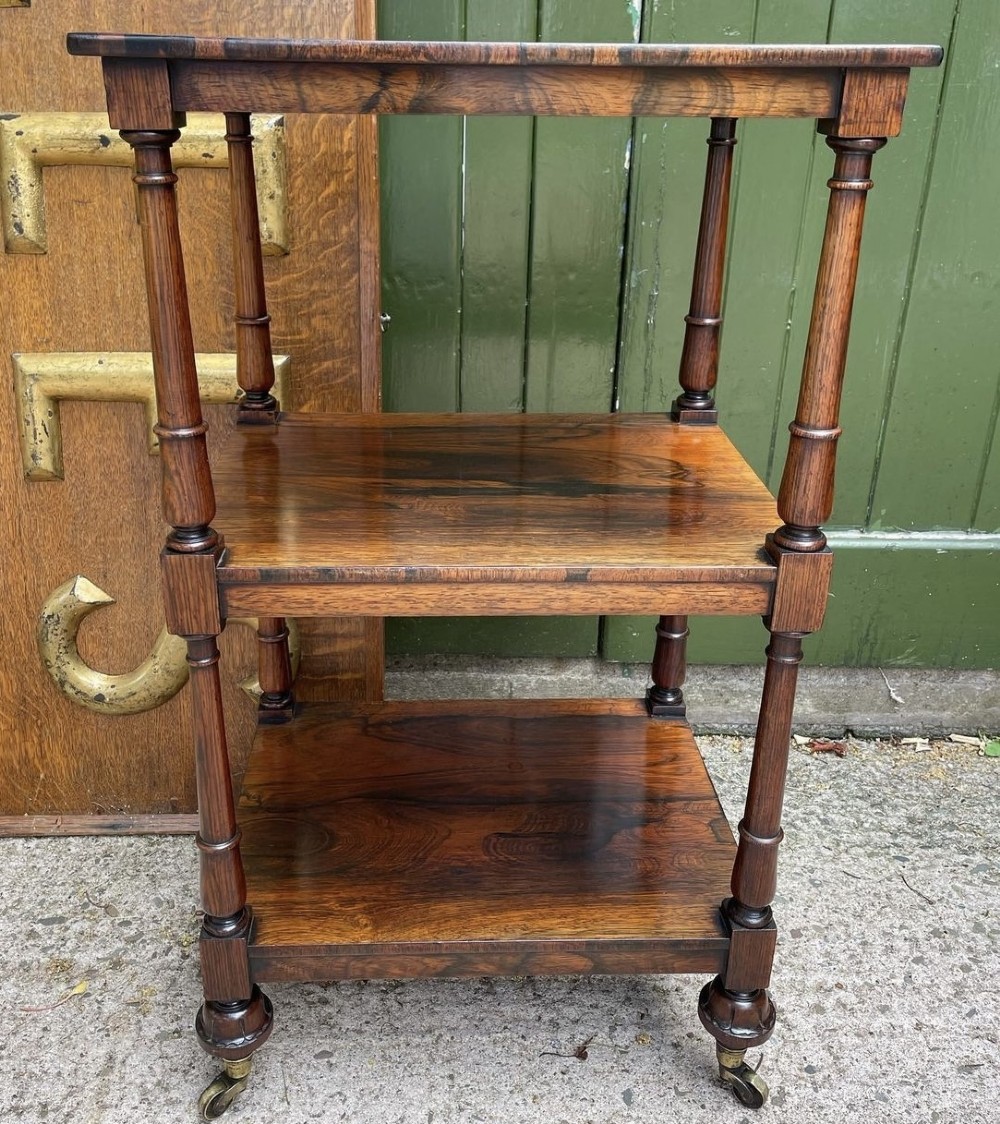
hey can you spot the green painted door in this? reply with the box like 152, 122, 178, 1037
379, 0, 1000, 669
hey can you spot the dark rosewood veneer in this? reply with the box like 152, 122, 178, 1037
65, 30, 941, 1116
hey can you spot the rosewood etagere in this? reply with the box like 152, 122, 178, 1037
66, 33, 941, 1117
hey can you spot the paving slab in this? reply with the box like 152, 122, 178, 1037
387, 658, 1000, 738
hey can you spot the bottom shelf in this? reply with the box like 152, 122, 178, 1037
238, 699, 735, 982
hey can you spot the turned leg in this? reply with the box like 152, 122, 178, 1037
698, 125, 888, 1107
125, 123, 273, 1117
189, 636, 273, 1116
698, 628, 802, 1106
672, 117, 737, 423
646, 614, 689, 717
225, 111, 279, 423
256, 616, 293, 718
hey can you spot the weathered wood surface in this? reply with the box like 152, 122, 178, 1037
0, 814, 198, 837
239, 699, 734, 979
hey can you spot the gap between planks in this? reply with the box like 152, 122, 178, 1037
0, 814, 199, 838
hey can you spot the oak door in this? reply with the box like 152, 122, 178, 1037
0, 1, 381, 816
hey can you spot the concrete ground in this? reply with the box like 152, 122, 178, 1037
2, 663, 998, 1123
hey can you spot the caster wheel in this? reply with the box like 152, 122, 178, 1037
720, 1061, 768, 1109
198, 1064, 250, 1120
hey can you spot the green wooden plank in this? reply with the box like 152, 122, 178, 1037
388, 616, 599, 659
616, 0, 759, 416
381, 0, 609, 656
523, 0, 636, 412
481, 0, 637, 656
870, 0, 1000, 530
604, 542, 1000, 669
606, 0, 766, 667
806, 542, 1000, 668
379, 1, 465, 412
973, 387, 1000, 531
767, 0, 959, 526
719, 2, 835, 481
460, 2, 537, 412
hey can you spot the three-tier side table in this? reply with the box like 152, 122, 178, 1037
66, 32, 941, 1117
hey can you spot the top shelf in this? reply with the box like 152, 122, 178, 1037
66, 35, 943, 70
66, 34, 941, 131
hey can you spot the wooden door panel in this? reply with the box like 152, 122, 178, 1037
0, 1, 380, 816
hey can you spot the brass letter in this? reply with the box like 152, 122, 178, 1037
38, 577, 300, 715
14, 351, 290, 480
0, 111, 288, 254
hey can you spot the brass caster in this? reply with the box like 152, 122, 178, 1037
198, 1057, 253, 1120
717, 1046, 769, 1109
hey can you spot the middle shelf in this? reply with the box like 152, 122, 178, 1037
214, 411, 779, 617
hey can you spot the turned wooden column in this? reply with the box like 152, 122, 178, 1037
773, 136, 887, 552
187, 637, 248, 925
728, 631, 802, 930
125, 130, 217, 554
652, 121, 736, 714
226, 114, 294, 716
125, 125, 272, 1056
701, 133, 886, 1056
646, 614, 689, 717
257, 616, 293, 714
672, 116, 737, 424
125, 129, 238, 918
225, 112, 279, 423
697, 630, 801, 1052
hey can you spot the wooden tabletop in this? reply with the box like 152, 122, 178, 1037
66, 35, 943, 70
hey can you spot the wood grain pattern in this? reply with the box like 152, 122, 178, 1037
824, 66, 909, 137
164, 61, 844, 122
728, 631, 803, 923
102, 57, 182, 130
125, 128, 218, 553
255, 617, 293, 712
161, 548, 224, 636
66, 36, 943, 69
647, 615, 689, 716
0, 0, 381, 816
210, 412, 779, 591
724, 914, 778, 994
220, 581, 773, 619
187, 636, 245, 920
253, 944, 728, 982
767, 544, 834, 634
238, 699, 734, 978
